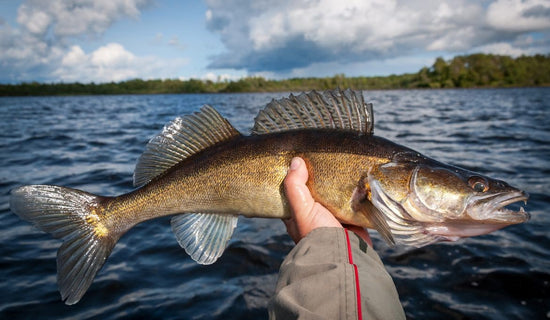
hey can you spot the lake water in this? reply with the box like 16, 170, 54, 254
1, 88, 549, 319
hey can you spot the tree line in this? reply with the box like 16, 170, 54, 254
1, 53, 548, 96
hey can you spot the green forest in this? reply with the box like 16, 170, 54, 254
1, 53, 549, 96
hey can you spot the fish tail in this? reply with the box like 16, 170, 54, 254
9, 185, 119, 305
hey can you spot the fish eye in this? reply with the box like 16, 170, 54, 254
468, 177, 489, 192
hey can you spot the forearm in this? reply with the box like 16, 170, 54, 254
269, 227, 405, 320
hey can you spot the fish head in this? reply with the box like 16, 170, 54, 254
367, 151, 529, 246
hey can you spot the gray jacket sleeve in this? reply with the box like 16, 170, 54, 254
268, 227, 405, 320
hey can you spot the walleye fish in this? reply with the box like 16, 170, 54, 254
10, 89, 529, 305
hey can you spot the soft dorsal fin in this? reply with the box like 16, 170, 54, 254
134, 105, 240, 187
252, 88, 374, 135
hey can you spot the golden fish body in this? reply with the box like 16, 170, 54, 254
108, 131, 394, 229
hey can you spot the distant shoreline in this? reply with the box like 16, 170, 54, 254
1, 85, 548, 98
1, 53, 549, 96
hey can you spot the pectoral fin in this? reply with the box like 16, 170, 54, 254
355, 199, 395, 246
351, 184, 395, 245
171, 213, 238, 265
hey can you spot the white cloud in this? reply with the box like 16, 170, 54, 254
247, 0, 415, 52
61, 45, 87, 67
16, 0, 150, 37
472, 42, 531, 57
0, 22, 64, 80
54, 44, 137, 82
17, 4, 51, 35
167, 35, 186, 51
53, 43, 189, 83
0, 0, 190, 83
90, 43, 135, 68
205, 0, 550, 73
487, 0, 550, 32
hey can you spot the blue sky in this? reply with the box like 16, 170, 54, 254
1, 0, 549, 83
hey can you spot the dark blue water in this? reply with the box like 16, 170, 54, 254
1, 89, 549, 319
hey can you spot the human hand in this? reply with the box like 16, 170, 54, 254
283, 157, 372, 246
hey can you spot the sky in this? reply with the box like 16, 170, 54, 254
0, 0, 549, 84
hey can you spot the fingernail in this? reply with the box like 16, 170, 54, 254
290, 157, 301, 171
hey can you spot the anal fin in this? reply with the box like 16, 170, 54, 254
171, 213, 238, 265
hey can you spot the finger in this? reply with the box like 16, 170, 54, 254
282, 218, 300, 244
284, 157, 315, 217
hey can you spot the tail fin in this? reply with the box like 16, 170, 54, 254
10, 185, 119, 305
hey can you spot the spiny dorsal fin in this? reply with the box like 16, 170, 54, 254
252, 88, 374, 135
134, 105, 240, 187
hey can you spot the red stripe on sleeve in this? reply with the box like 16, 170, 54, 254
345, 229, 363, 320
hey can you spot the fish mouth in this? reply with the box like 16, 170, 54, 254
467, 191, 530, 223
423, 191, 530, 242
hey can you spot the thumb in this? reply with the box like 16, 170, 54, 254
284, 157, 315, 217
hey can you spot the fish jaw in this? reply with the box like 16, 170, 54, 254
423, 190, 530, 240
423, 220, 521, 241
466, 191, 530, 223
